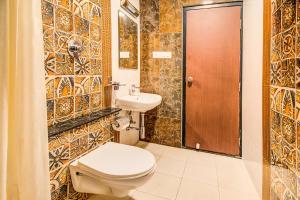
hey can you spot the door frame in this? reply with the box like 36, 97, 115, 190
182, 1, 244, 157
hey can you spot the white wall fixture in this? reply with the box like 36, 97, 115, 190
120, 51, 130, 58
152, 51, 172, 59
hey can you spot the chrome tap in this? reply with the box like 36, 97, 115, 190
130, 84, 140, 96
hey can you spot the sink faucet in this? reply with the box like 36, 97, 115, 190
130, 84, 140, 96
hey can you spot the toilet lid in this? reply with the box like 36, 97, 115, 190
78, 142, 156, 179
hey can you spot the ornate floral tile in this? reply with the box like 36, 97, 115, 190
55, 52, 75, 75
75, 95, 90, 115
55, 97, 74, 121
55, 77, 74, 98
75, 16, 90, 38
75, 77, 90, 95
55, 7, 73, 33
282, 0, 296, 31
42, 0, 54, 26
282, 27, 296, 59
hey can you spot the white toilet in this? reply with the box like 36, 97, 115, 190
70, 142, 156, 197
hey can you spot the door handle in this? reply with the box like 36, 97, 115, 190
187, 76, 193, 87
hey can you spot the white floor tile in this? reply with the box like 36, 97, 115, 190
216, 157, 257, 195
130, 191, 170, 200
162, 146, 190, 161
176, 178, 220, 200
156, 156, 186, 177
186, 150, 216, 168
137, 142, 167, 157
219, 188, 260, 200
137, 172, 181, 200
183, 162, 218, 186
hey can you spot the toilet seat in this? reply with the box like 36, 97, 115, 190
77, 142, 156, 180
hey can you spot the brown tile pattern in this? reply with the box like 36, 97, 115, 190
119, 12, 138, 69
140, 0, 185, 147
42, 0, 112, 199
48, 116, 115, 200
41, 0, 108, 125
270, 0, 299, 199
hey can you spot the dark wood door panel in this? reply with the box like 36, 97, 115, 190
185, 5, 241, 156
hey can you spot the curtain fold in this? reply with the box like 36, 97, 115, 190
0, 0, 51, 200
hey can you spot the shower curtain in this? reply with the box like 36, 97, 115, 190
0, 0, 51, 200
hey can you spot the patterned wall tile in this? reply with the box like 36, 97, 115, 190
90, 92, 102, 111
70, 135, 89, 160
73, 0, 90, 20
271, 87, 284, 112
43, 25, 55, 52
44, 52, 56, 75
140, 0, 160, 33
46, 77, 55, 99
75, 16, 90, 38
55, 96, 74, 121
282, 90, 295, 118
294, 91, 300, 120
49, 138, 70, 172
55, 7, 73, 33
51, 185, 68, 200
54, 31, 72, 53
272, 8, 281, 36
90, 3, 101, 25
90, 76, 101, 93
272, 34, 282, 62
75, 76, 90, 95
271, 0, 282, 13
75, 59, 91, 75
55, 77, 74, 98
75, 95, 90, 115
42, 0, 112, 199
59, 0, 72, 10
282, 0, 296, 31
47, 100, 55, 124
55, 52, 74, 75
159, 0, 182, 33
42, 0, 54, 26
50, 165, 70, 192
90, 41, 101, 58
282, 116, 296, 146
90, 59, 102, 75
281, 59, 295, 88
68, 182, 89, 200
282, 27, 296, 59
90, 23, 101, 41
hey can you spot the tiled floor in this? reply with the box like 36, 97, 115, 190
90, 142, 261, 200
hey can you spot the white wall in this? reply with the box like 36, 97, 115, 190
242, 0, 263, 197
111, 0, 140, 145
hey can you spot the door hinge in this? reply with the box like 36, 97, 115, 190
239, 83, 241, 92
240, 19, 242, 29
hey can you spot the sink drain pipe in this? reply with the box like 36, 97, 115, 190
140, 113, 146, 139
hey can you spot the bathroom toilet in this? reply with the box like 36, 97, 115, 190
70, 142, 156, 197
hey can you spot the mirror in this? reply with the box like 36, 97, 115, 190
118, 11, 138, 69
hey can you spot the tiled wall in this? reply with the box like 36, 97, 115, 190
139, 0, 240, 147
41, 0, 114, 199
270, 0, 300, 199
49, 117, 115, 200
42, 0, 104, 124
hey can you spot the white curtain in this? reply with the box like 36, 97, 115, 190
0, 0, 51, 200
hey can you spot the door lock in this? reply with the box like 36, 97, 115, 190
187, 76, 193, 87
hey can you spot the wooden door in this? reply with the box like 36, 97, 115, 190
184, 4, 242, 156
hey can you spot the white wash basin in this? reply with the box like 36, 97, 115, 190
116, 93, 162, 112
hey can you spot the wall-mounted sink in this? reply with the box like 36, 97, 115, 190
116, 93, 162, 113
